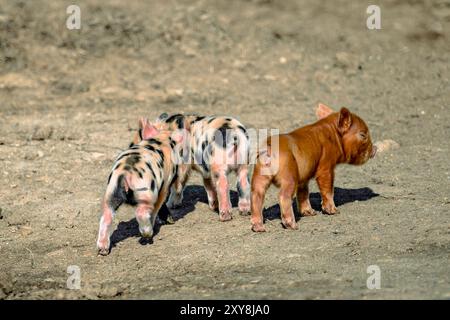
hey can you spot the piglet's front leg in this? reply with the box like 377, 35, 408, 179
316, 169, 339, 215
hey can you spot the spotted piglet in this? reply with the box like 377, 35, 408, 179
152, 113, 251, 222
96, 118, 183, 255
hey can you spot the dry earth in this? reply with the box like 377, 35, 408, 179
0, 0, 449, 299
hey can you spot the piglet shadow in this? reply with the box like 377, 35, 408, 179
109, 184, 238, 252
181, 184, 240, 209
263, 187, 379, 221
109, 204, 170, 249
109, 217, 150, 249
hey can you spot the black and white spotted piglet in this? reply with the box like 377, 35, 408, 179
96, 118, 183, 255
152, 113, 251, 222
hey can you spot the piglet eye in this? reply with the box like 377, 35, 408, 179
359, 132, 367, 140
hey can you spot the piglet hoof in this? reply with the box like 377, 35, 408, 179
98, 248, 110, 256
238, 200, 251, 215
141, 232, 153, 238
219, 211, 233, 222
140, 227, 154, 239
97, 239, 110, 256
300, 209, 318, 217
251, 223, 266, 232
281, 220, 299, 230
322, 207, 340, 215
166, 215, 175, 225
208, 201, 219, 212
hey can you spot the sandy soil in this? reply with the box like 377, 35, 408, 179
0, 0, 449, 299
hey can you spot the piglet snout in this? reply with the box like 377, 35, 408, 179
370, 145, 377, 158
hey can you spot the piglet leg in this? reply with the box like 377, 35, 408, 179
212, 166, 232, 221
203, 177, 218, 211
279, 180, 298, 230
97, 200, 116, 256
236, 164, 251, 215
296, 183, 317, 216
250, 165, 272, 232
316, 169, 339, 215
135, 202, 155, 238
167, 164, 190, 209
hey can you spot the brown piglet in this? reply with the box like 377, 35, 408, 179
250, 104, 377, 232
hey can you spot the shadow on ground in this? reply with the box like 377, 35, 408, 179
109, 185, 239, 250
262, 187, 379, 221
109, 185, 378, 250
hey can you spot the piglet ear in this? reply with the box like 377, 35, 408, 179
338, 107, 352, 133
139, 118, 159, 140
316, 103, 334, 119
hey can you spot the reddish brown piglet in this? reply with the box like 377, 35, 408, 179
250, 104, 377, 232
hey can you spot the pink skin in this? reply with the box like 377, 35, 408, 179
205, 165, 249, 217
234, 132, 251, 214
208, 139, 250, 221
97, 201, 115, 255
135, 202, 154, 238
203, 177, 218, 211
210, 147, 233, 221
153, 119, 250, 222
316, 103, 334, 120
141, 118, 159, 138
125, 172, 157, 236
212, 165, 232, 221
97, 196, 157, 255
133, 186, 158, 237
97, 118, 181, 255
237, 164, 250, 214
97, 166, 160, 255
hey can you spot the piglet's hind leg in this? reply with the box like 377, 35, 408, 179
135, 202, 155, 238
236, 164, 251, 215
250, 168, 272, 232
212, 166, 232, 221
97, 201, 116, 256
203, 177, 218, 211
279, 181, 298, 230
167, 165, 189, 209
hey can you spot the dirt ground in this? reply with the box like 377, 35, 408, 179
0, 0, 449, 299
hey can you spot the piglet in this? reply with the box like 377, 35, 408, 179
251, 104, 376, 232
139, 113, 251, 222
96, 118, 183, 255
